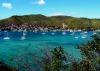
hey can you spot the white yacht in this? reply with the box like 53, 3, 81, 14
21, 36, 26, 40
74, 36, 78, 39
81, 35, 86, 38
84, 31, 88, 34
42, 32, 46, 35
62, 31, 66, 35
77, 29, 82, 32
3, 31, 10, 40
3, 37, 10, 40
51, 32, 55, 35
70, 29, 73, 32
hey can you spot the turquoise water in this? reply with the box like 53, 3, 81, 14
0, 31, 93, 70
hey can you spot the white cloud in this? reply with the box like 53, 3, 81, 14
49, 12, 65, 16
2, 3, 13, 9
32, 0, 45, 5
38, 0, 45, 5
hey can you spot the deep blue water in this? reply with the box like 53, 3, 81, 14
0, 31, 93, 70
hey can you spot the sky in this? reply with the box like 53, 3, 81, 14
0, 0, 100, 19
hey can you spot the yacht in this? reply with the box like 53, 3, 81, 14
81, 35, 86, 38
3, 31, 10, 40
62, 31, 66, 35
74, 36, 78, 39
51, 32, 55, 35
21, 36, 26, 40
3, 37, 10, 40
84, 31, 88, 34
70, 29, 73, 32
42, 32, 46, 35
77, 29, 82, 32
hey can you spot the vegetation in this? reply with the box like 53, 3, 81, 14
0, 62, 17, 71
42, 47, 68, 71
0, 14, 100, 30
77, 32, 100, 71
41, 32, 100, 71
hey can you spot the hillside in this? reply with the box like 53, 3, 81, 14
0, 14, 100, 30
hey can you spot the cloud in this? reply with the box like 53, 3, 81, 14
38, 0, 45, 5
49, 12, 65, 16
32, 0, 45, 5
2, 3, 13, 9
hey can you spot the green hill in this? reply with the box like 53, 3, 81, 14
0, 14, 100, 30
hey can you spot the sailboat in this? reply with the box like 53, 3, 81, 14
3, 31, 10, 40
21, 29, 27, 40
21, 36, 26, 40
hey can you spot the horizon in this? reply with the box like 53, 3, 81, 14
0, 0, 100, 19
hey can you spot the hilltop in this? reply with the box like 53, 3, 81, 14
0, 14, 100, 31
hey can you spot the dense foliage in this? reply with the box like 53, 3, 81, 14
0, 62, 17, 71
42, 33, 100, 71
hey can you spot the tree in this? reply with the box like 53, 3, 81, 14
78, 32, 100, 71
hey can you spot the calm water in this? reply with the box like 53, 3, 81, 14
0, 31, 93, 70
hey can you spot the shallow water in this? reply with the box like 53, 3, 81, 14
0, 31, 93, 70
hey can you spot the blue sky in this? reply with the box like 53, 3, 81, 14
0, 0, 100, 19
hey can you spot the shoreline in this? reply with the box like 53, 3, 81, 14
0, 27, 96, 32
